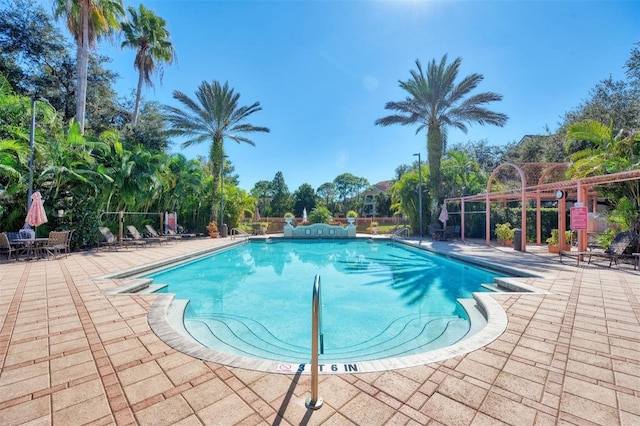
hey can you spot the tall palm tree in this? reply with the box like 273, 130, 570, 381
162, 80, 270, 225
375, 55, 508, 219
120, 4, 175, 126
54, 0, 124, 134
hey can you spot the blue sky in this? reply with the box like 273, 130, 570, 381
47, 0, 640, 192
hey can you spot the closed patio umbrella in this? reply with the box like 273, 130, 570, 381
303, 208, 307, 223
438, 204, 449, 225
25, 191, 48, 227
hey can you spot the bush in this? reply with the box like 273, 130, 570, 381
495, 222, 515, 241
308, 206, 332, 224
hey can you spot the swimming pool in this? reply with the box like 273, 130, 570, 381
146, 239, 502, 365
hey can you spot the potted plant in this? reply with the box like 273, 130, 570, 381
284, 212, 294, 226
546, 229, 572, 253
206, 222, 219, 238
371, 221, 379, 235
346, 210, 358, 225
495, 222, 515, 246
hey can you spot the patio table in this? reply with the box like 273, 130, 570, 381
13, 238, 50, 260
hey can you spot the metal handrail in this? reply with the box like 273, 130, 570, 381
305, 274, 323, 410
392, 227, 410, 239
230, 227, 249, 240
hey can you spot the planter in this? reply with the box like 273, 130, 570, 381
209, 232, 219, 238
548, 244, 571, 253
503, 239, 512, 247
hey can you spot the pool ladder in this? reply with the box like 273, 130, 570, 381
230, 227, 249, 240
306, 274, 324, 409
392, 226, 410, 240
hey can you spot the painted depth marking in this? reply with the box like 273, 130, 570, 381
276, 363, 360, 374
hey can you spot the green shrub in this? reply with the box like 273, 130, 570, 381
308, 206, 333, 224
495, 222, 515, 241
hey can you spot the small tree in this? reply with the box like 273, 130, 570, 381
308, 206, 332, 224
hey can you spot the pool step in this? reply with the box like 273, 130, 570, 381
481, 283, 504, 292
185, 313, 469, 363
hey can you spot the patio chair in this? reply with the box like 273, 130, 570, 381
98, 227, 146, 250
428, 224, 444, 240
5, 231, 32, 243
127, 225, 168, 245
63, 229, 74, 256
44, 231, 68, 259
580, 231, 638, 267
145, 224, 181, 241
0, 232, 22, 260
444, 225, 460, 239
43, 230, 73, 258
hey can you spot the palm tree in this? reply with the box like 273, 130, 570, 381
375, 55, 508, 217
54, 0, 125, 134
120, 4, 175, 126
162, 80, 270, 226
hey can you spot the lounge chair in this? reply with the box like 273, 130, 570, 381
578, 231, 638, 267
127, 225, 168, 245
167, 228, 197, 238
145, 224, 181, 241
99, 227, 146, 250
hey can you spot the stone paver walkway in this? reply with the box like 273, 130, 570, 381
0, 237, 638, 425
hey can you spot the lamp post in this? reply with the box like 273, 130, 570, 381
27, 97, 36, 212
219, 155, 227, 236
219, 161, 224, 231
413, 153, 423, 238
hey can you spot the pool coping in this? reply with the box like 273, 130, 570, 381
102, 236, 551, 374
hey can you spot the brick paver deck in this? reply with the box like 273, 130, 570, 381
0, 237, 638, 425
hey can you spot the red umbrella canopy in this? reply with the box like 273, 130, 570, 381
25, 191, 48, 227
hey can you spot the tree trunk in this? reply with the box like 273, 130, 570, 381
133, 70, 144, 125
209, 140, 223, 224
76, 0, 90, 134
427, 126, 443, 221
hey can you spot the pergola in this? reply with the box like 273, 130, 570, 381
443, 163, 640, 253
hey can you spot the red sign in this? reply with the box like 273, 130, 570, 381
570, 207, 588, 230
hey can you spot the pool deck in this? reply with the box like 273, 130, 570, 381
1, 236, 639, 425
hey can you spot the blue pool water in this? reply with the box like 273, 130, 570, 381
147, 240, 501, 363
